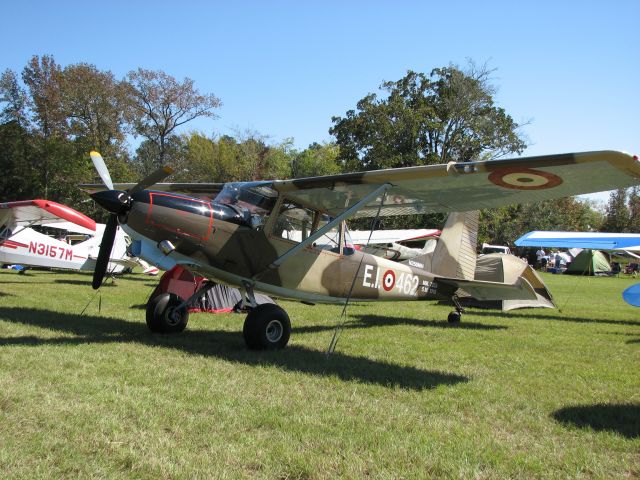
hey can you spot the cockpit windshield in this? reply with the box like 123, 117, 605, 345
213, 181, 278, 216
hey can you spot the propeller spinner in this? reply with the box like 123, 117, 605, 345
88, 151, 173, 289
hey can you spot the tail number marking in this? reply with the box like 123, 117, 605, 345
29, 241, 73, 260
362, 265, 421, 296
396, 272, 419, 295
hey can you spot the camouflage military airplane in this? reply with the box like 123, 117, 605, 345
83, 150, 640, 350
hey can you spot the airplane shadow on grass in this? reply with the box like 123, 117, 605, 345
293, 314, 508, 335
552, 403, 640, 439
54, 279, 118, 287
0, 307, 467, 391
467, 309, 640, 327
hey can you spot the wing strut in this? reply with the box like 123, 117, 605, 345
327, 188, 388, 356
252, 183, 391, 280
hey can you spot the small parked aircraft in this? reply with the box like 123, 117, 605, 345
286, 227, 440, 261
347, 228, 440, 261
0, 199, 158, 275
515, 230, 640, 253
515, 229, 640, 306
82, 150, 640, 350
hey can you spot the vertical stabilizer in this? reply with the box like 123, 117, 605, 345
403, 211, 479, 279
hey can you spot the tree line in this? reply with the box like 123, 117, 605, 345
0, 55, 635, 243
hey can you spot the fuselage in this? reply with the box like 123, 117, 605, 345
123, 189, 451, 303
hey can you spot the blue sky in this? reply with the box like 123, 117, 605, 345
2, 1, 638, 202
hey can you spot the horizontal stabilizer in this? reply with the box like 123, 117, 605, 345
436, 276, 538, 301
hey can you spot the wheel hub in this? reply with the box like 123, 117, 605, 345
166, 307, 182, 327
265, 319, 283, 343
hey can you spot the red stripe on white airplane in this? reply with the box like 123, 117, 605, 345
0, 240, 28, 249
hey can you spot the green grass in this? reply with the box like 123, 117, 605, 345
0, 269, 638, 479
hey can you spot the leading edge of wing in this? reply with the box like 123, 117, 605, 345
275, 150, 639, 190
515, 231, 640, 250
0, 199, 96, 231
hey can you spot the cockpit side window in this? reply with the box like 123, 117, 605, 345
270, 200, 356, 255
273, 201, 315, 242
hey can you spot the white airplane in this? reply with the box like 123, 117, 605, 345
285, 227, 440, 260
0, 199, 158, 275
349, 228, 440, 260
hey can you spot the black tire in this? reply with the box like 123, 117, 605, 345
146, 293, 189, 333
447, 311, 461, 324
243, 304, 291, 350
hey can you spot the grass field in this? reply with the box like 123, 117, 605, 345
0, 268, 638, 479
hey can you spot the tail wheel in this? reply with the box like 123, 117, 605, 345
243, 304, 291, 350
447, 311, 461, 323
146, 292, 189, 333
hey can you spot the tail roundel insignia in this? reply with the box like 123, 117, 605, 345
488, 167, 563, 190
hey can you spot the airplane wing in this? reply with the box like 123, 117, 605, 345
348, 228, 441, 245
79, 150, 640, 219
0, 200, 96, 231
80, 182, 226, 197
515, 231, 640, 251
273, 151, 640, 218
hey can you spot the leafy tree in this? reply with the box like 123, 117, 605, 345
229, 131, 290, 181
0, 69, 28, 125
601, 188, 630, 232
59, 63, 130, 157
627, 186, 640, 233
172, 132, 293, 184
19, 55, 69, 199
134, 136, 187, 178
21, 55, 66, 138
175, 133, 217, 182
0, 121, 38, 200
0, 70, 34, 199
262, 137, 295, 180
330, 63, 527, 171
291, 142, 341, 178
478, 198, 602, 247
127, 68, 221, 166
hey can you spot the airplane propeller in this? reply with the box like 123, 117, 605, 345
88, 151, 173, 289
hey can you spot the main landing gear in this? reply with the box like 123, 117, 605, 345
144, 280, 292, 350
240, 281, 291, 350
243, 303, 291, 350
447, 295, 464, 324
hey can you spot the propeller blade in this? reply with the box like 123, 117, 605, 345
90, 151, 114, 191
129, 166, 174, 194
92, 215, 118, 290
